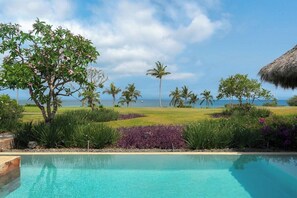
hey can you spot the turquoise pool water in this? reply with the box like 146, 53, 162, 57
2, 154, 297, 198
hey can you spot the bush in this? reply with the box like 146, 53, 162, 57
287, 96, 297, 106
184, 117, 262, 150
62, 108, 119, 123
76, 124, 119, 149
118, 125, 185, 149
222, 104, 271, 118
184, 120, 233, 149
14, 122, 37, 148
14, 109, 120, 148
260, 116, 297, 150
0, 94, 23, 131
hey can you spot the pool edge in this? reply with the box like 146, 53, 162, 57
1, 152, 297, 155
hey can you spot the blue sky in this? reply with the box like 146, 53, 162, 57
1, 0, 297, 100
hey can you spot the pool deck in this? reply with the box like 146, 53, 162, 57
0, 156, 21, 192
0, 156, 20, 176
1, 152, 297, 155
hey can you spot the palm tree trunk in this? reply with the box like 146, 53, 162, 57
159, 78, 162, 107
112, 96, 115, 106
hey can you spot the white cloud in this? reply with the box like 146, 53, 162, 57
0, 0, 229, 78
165, 73, 196, 80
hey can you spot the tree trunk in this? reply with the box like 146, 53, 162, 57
112, 96, 115, 106
159, 78, 162, 107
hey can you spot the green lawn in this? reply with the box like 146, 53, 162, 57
22, 106, 297, 128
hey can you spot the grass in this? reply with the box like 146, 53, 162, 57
22, 106, 297, 128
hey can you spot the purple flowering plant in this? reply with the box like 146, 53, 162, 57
117, 125, 186, 149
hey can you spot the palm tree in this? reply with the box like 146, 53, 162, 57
181, 85, 192, 105
169, 87, 182, 107
200, 90, 214, 107
103, 82, 121, 106
146, 61, 171, 107
119, 83, 141, 107
79, 83, 100, 110
189, 93, 199, 107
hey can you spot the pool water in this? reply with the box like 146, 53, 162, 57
2, 154, 297, 198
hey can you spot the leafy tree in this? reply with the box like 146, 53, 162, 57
217, 74, 272, 106
119, 83, 141, 107
0, 19, 98, 123
287, 95, 297, 106
146, 61, 171, 107
181, 85, 192, 105
189, 93, 199, 107
169, 87, 182, 107
0, 94, 23, 131
103, 82, 121, 106
79, 67, 107, 110
200, 90, 214, 107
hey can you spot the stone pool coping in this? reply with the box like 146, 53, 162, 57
1, 152, 297, 155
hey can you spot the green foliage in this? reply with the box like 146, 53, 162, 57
146, 61, 171, 107
0, 94, 23, 131
200, 90, 214, 107
169, 86, 198, 107
0, 19, 99, 123
76, 124, 119, 149
184, 117, 262, 149
14, 108, 119, 148
287, 95, 297, 106
119, 83, 141, 107
80, 68, 107, 110
103, 82, 121, 106
222, 104, 271, 118
14, 122, 36, 148
217, 74, 273, 105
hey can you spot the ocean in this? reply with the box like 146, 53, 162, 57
19, 99, 289, 108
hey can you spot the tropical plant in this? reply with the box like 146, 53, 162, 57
103, 82, 121, 106
118, 83, 141, 107
118, 125, 185, 149
0, 19, 98, 123
181, 85, 192, 105
287, 95, 297, 106
0, 94, 23, 131
80, 67, 107, 110
146, 61, 171, 107
169, 87, 182, 107
189, 93, 199, 107
217, 74, 272, 106
200, 90, 214, 107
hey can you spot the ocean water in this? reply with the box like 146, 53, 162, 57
19, 99, 289, 108
2, 155, 297, 198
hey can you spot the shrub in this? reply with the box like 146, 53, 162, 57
14, 109, 120, 148
14, 122, 37, 148
62, 108, 119, 123
184, 120, 233, 149
118, 125, 185, 149
0, 94, 23, 131
287, 96, 297, 106
260, 116, 297, 150
76, 124, 119, 149
184, 117, 262, 150
222, 104, 271, 118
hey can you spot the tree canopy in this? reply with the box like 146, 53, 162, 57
217, 74, 272, 105
0, 19, 99, 123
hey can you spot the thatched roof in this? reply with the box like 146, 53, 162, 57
258, 45, 297, 89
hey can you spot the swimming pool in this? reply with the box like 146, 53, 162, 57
2, 154, 297, 198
